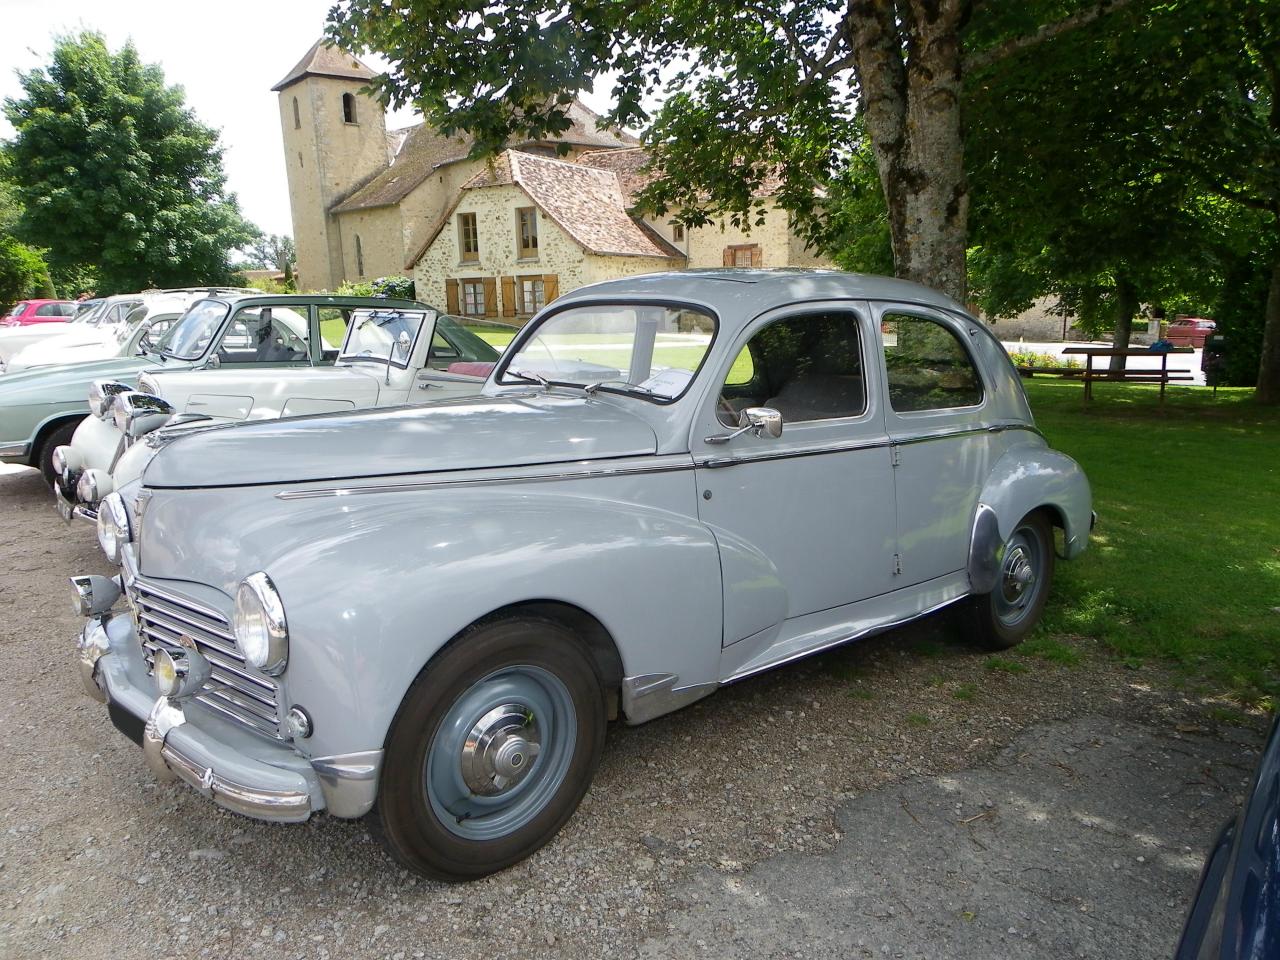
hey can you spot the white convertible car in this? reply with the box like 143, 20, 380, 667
58, 298, 505, 511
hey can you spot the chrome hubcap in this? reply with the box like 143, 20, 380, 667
460, 704, 542, 796
426, 665, 577, 841
994, 529, 1042, 626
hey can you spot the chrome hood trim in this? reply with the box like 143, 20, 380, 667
142, 394, 659, 489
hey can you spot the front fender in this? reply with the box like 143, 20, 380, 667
968, 445, 1092, 593
140, 477, 723, 759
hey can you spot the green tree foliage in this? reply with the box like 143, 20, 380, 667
0, 235, 54, 308
247, 234, 297, 273
2, 32, 258, 296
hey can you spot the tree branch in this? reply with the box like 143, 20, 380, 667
964, 0, 1139, 73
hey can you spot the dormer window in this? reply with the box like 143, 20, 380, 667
293, 96, 301, 130
342, 92, 358, 125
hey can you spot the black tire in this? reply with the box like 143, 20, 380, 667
371, 617, 607, 881
964, 511, 1055, 650
37, 420, 79, 488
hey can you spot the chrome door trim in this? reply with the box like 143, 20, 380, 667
274, 455, 695, 501
695, 422, 1042, 469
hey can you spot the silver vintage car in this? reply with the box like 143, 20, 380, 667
71, 270, 1092, 880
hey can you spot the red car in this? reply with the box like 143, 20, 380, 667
1, 299, 76, 327
1165, 316, 1216, 348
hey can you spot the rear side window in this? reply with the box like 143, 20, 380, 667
881, 313, 983, 412
35, 302, 70, 317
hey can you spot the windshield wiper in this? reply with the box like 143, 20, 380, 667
584, 380, 660, 401
506, 368, 552, 390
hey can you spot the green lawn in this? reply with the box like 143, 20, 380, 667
1023, 379, 1280, 703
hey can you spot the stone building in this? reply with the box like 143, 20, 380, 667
274, 41, 831, 304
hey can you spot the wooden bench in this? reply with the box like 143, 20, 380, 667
1060, 346, 1195, 403
1016, 366, 1086, 378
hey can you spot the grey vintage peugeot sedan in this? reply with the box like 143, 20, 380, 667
71, 270, 1092, 880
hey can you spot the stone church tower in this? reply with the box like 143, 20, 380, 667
272, 41, 388, 291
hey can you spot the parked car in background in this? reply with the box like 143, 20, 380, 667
0, 292, 430, 485
1, 298, 76, 326
1166, 316, 1216, 348
70, 270, 1093, 881
58, 307, 503, 510
3, 290, 228, 375
1175, 712, 1280, 959
0, 294, 137, 371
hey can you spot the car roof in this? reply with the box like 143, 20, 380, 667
194, 292, 434, 310
555, 269, 971, 319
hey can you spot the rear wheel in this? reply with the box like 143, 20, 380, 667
372, 617, 606, 881
37, 420, 79, 488
965, 512, 1055, 650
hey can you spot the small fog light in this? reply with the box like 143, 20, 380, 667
285, 706, 312, 740
153, 648, 180, 697
69, 574, 122, 617
152, 643, 211, 700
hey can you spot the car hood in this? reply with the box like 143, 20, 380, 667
144, 364, 381, 417
0, 325, 73, 363
8, 333, 118, 370
0, 355, 164, 404
144, 393, 660, 488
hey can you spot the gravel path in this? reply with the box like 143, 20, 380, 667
0, 463, 1260, 959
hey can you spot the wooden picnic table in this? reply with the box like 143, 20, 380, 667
1060, 346, 1195, 402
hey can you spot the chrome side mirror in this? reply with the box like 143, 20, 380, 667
739, 406, 783, 439
705, 406, 784, 445
205, 353, 221, 370
395, 330, 412, 357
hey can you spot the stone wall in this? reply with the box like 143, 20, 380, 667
335, 206, 405, 284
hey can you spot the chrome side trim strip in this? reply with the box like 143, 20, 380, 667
275, 456, 695, 501
620, 673, 718, 725
724, 592, 969, 685
0, 441, 30, 459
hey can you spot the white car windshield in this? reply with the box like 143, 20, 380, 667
499, 304, 717, 401
153, 300, 230, 360
339, 308, 431, 367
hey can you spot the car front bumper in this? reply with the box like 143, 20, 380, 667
75, 613, 381, 822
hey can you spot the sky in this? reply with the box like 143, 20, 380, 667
0, 0, 617, 238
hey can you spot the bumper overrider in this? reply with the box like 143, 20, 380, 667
74, 601, 381, 824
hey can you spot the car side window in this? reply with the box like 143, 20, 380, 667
218, 307, 309, 364
881, 313, 983, 412
717, 311, 866, 426
318, 308, 353, 361
35, 303, 65, 317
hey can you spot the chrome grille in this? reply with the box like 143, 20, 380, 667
127, 578, 284, 740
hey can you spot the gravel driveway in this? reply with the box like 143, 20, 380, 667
0, 464, 1261, 960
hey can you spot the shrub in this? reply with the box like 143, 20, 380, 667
1007, 350, 1081, 369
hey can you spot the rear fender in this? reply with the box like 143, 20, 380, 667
968, 446, 1092, 593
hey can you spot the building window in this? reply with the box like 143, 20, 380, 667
517, 207, 539, 258
342, 92, 357, 125
520, 277, 545, 315
458, 213, 479, 263
461, 279, 486, 316
297, 152, 303, 168
355, 234, 364, 278
672, 223, 685, 242
292, 96, 301, 130
724, 243, 761, 268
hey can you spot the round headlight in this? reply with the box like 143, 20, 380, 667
95, 492, 131, 564
77, 468, 113, 505
234, 572, 288, 675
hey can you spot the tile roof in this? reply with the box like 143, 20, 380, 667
578, 147, 788, 206
272, 40, 376, 92
406, 150, 685, 267
331, 99, 640, 215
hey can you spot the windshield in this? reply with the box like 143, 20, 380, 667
5, 302, 25, 317
339, 308, 431, 367
499, 303, 717, 401
154, 300, 230, 360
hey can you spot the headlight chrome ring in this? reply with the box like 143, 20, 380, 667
234, 572, 289, 676
95, 492, 131, 564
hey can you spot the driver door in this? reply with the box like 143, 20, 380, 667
691, 304, 898, 648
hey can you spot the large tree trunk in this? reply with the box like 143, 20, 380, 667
1108, 275, 1139, 373
848, 0, 969, 304
1257, 254, 1280, 405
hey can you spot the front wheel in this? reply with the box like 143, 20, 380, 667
37, 420, 79, 488
964, 512, 1055, 650
372, 617, 606, 881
